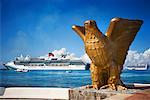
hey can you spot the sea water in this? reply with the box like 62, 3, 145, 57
0, 69, 150, 88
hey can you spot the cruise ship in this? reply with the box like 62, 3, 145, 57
125, 64, 149, 70
4, 53, 90, 71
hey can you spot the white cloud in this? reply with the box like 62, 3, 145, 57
52, 48, 80, 60
39, 48, 80, 60
52, 48, 67, 58
51, 48, 92, 62
80, 53, 91, 63
124, 48, 150, 66
51, 48, 91, 62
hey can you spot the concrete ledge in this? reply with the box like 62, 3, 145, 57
0, 87, 69, 99
126, 83, 150, 88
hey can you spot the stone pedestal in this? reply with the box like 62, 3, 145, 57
69, 86, 142, 100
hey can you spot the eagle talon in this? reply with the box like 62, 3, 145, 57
85, 85, 93, 89
100, 85, 109, 89
117, 85, 127, 90
93, 85, 100, 90
100, 84, 127, 90
86, 85, 100, 90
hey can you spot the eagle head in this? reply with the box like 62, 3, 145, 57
84, 20, 98, 31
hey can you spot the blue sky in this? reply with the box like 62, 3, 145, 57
1, 0, 150, 63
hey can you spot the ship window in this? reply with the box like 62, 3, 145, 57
70, 62, 84, 65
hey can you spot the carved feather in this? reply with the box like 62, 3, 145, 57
106, 18, 143, 71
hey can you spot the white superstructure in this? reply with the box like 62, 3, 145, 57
125, 64, 149, 70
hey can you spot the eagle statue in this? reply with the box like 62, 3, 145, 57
72, 18, 143, 90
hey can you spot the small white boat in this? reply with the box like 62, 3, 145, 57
66, 70, 72, 73
16, 69, 28, 72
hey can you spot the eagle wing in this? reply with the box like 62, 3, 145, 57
106, 18, 143, 70
72, 25, 85, 41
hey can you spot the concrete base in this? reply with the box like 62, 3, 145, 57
69, 86, 150, 100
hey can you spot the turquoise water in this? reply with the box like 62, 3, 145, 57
0, 69, 150, 88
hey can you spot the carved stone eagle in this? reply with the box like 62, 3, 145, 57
72, 18, 143, 90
